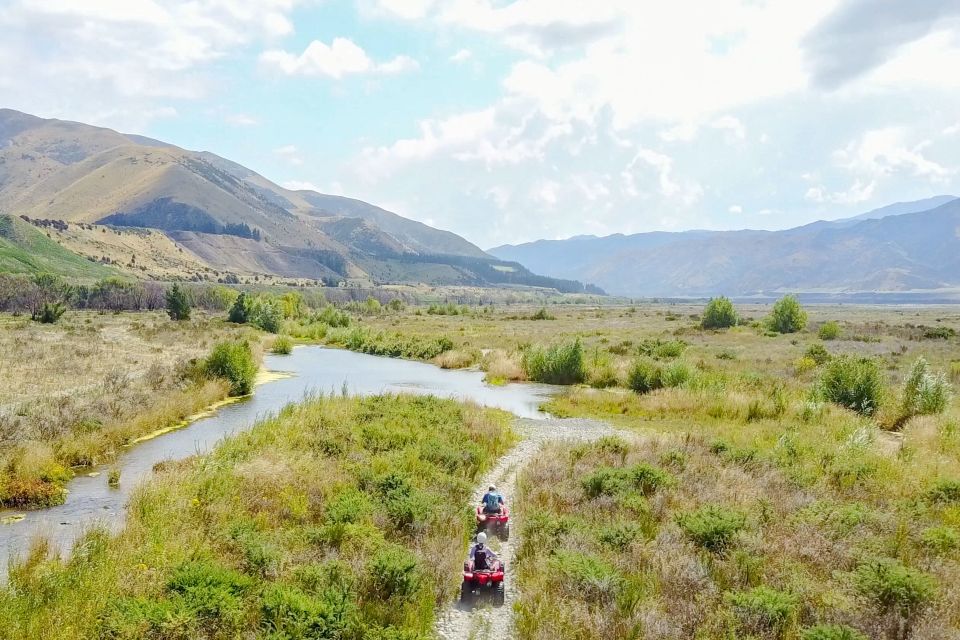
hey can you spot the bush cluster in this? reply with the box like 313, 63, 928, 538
205, 340, 258, 396
522, 339, 587, 385
701, 296, 738, 329
816, 356, 884, 416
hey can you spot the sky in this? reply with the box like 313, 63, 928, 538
2, 0, 960, 249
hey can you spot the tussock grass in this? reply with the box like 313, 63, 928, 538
0, 311, 262, 507
0, 394, 513, 639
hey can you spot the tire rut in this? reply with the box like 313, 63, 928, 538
435, 417, 620, 640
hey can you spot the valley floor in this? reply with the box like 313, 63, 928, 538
1, 301, 959, 639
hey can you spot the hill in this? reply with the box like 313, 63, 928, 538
490, 197, 960, 297
0, 109, 596, 293
0, 214, 119, 279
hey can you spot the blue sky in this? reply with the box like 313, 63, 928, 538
2, 0, 960, 248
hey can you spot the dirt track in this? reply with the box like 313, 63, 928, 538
434, 416, 619, 640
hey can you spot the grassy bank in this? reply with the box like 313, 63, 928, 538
0, 311, 262, 508
0, 394, 512, 639
514, 427, 959, 639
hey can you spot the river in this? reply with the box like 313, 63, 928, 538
0, 346, 556, 577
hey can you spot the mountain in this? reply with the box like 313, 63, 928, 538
0, 108, 596, 293
489, 197, 960, 297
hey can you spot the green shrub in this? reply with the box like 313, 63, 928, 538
800, 624, 868, 640
368, 545, 421, 600
854, 559, 936, 619
701, 296, 738, 329
637, 338, 687, 359
166, 560, 251, 625
677, 505, 747, 551
767, 295, 807, 333
627, 358, 663, 394
272, 335, 293, 355
817, 356, 884, 416
261, 583, 349, 638
920, 526, 959, 554
32, 301, 66, 323
227, 291, 249, 323
726, 585, 798, 638
926, 479, 960, 504
325, 489, 374, 525
315, 305, 350, 327
547, 551, 623, 604
805, 343, 832, 365
247, 296, 283, 333
581, 463, 672, 498
900, 357, 952, 418
205, 340, 258, 396
530, 307, 555, 320
597, 522, 646, 550
818, 321, 841, 340
662, 361, 692, 388
922, 326, 955, 340
165, 284, 191, 321
522, 339, 587, 385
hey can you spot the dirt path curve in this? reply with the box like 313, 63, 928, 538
435, 416, 621, 640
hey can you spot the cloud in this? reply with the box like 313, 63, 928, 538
260, 38, 419, 78
712, 115, 746, 141
274, 144, 303, 166
226, 113, 258, 126
728, 205, 743, 214
833, 128, 952, 181
450, 48, 472, 62
805, 179, 876, 204
622, 147, 703, 206
803, 0, 960, 89
282, 180, 322, 192
0, 0, 304, 129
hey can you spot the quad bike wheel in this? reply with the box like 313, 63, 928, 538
494, 581, 505, 606
500, 523, 510, 541
460, 581, 473, 602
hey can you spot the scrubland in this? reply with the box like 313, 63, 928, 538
0, 394, 512, 640
0, 311, 261, 508
1, 298, 959, 640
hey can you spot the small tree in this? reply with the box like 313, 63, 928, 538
701, 296, 738, 329
165, 284, 191, 321
768, 295, 807, 333
817, 356, 884, 416
900, 357, 952, 418
247, 296, 283, 333
228, 292, 249, 324
32, 301, 66, 324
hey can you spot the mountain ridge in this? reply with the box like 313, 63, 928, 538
0, 108, 598, 293
490, 196, 960, 297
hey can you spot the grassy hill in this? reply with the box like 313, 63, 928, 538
0, 215, 118, 280
0, 108, 597, 292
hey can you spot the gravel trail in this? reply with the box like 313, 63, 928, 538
435, 416, 620, 640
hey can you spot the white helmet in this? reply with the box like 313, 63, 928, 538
476, 532, 487, 545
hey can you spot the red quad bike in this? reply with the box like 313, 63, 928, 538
461, 557, 506, 605
476, 505, 510, 540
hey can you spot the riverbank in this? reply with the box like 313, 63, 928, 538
0, 311, 264, 509
0, 394, 513, 639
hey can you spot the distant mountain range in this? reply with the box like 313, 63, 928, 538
0, 108, 598, 293
489, 196, 960, 298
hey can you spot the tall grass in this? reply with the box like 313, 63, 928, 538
0, 395, 513, 639
522, 339, 587, 384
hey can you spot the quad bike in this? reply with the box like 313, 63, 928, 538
476, 505, 510, 540
461, 557, 506, 605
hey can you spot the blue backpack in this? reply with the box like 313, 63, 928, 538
483, 492, 501, 510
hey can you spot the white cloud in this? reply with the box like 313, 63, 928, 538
282, 180, 322, 192
274, 144, 303, 166
712, 115, 746, 141
728, 205, 743, 214
450, 48, 472, 63
0, 0, 305, 128
226, 113, 258, 126
623, 148, 703, 206
805, 179, 876, 204
833, 128, 953, 182
260, 38, 419, 78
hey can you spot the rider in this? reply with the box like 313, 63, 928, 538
480, 484, 505, 515
468, 532, 499, 571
